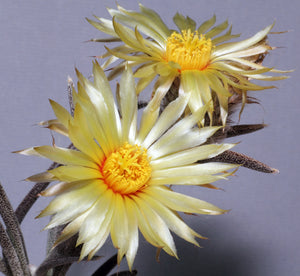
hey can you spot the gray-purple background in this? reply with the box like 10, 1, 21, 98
0, 0, 299, 275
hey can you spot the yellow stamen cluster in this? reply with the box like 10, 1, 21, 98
165, 29, 212, 71
102, 143, 152, 194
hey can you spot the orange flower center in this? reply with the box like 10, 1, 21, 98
165, 29, 212, 71
102, 143, 151, 194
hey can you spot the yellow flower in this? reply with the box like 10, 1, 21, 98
88, 4, 288, 125
19, 62, 237, 270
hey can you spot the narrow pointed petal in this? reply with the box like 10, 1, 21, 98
38, 119, 69, 136
151, 144, 235, 170
74, 93, 112, 156
78, 189, 112, 243
80, 193, 115, 260
149, 173, 230, 186
26, 171, 56, 182
173, 13, 196, 32
147, 106, 208, 158
110, 194, 129, 264
76, 65, 121, 148
49, 99, 72, 129
147, 186, 227, 215
33, 146, 98, 169
68, 106, 103, 164
49, 166, 102, 182
136, 91, 161, 144
149, 127, 220, 159
92, 62, 122, 140
41, 181, 107, 229
112, 17, 157, 55
87, 16, 116, 37
152, 162, 238, 178
53, 211, 90, 247
212, 23, 274, 57
124, 197, 139, 271
14, 147, 43, 157
111, 5, 168, 46
141, 192, 204, 244
139, 3, 171, 38
205, 20, 229, 38
40, 180, 91, 197
119, 66, 137, 143
142, 93, 189, 148
137, 75, 175, 144
133, 196, 177, 258
197, 15, 216, 34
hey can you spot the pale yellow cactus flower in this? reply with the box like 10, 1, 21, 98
88, 4, 288, 125
18, 62, 237, 270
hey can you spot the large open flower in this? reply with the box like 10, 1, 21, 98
88, 4, 288, 125
18, 62, 237, 269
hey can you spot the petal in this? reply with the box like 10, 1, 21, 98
147, 105, 208, 159
205, 20, 229, 39
40, 180, 91, 197
216, 93, 228, 126
181, 71, 214, 121
41, 180, 107, 228
33, 146, 98, 169
14, 147, 43, 157
149, 173, 230, 186
49, 165, 102, 182
93, 62, 122, 141
25, 171, 56, 182
212, 23, 274, 57
133, 196, 177, 257
214, 44, 271, 60
152, 162, 238, 178
111, 17, 159, 56
134, 63, 157, 78
111, 5, 169, 47
173, 13, 196, 32
74, 90, 112, 156
101, 44, 136, 59
69, 105, 103, 164
79, 191, 115, 260
78, 189, 112, 244
142, 93, 189, 149
53, 210, 90, 247
136, 75, 174, 144
195, 72, 213, 105
136, 73, 157, 94
205, 70, 232, 97
214, 70, 275, 91
119, 66, 137, 143
197, 15, 216, 34
141, 191, 204, 244
226, 57, 290, 73
124, 197, 139, 271
105, 46, 156, 62
76, 64, 121, 148
181, 71, 204, 113
151, 143, 235, 170
38, 119, 69, 136
86, 17, 117, 37
139, 4, 171, 38
211, 26, 240, 45
110, 194, 129, 264
148, 127, 220, 160
147, 186, 226, 215
49, 99, 72, 129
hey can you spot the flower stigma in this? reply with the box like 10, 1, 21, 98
165, 29, 212, 71
102, 143, 152, 194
